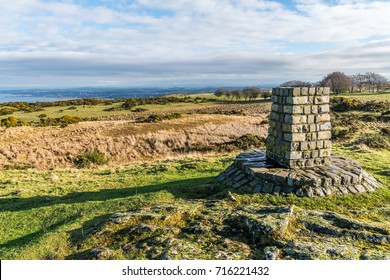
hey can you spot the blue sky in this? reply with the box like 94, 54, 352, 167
0, 0, 390, 88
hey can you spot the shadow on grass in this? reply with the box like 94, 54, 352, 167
65, 213, 113, 260
0, 214, 81, 254
0, 177, 215, 213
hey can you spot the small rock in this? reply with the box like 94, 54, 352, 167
264, 246, 280, 260
130, 224, 158, 235
90, 247, 112, 259
122, 244, 136, 254
226, 191, 237, 202
304, 222, 341, 237
182, 226, 206, 234
295, 189, 304, 197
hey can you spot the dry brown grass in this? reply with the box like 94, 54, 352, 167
0, 114, 268, 169
189, 102, 270, 116
107, 115, 259, 136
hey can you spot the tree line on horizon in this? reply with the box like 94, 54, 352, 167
214, 71, 388, 98
280, 71, 388, 95
214, 87, 271, 100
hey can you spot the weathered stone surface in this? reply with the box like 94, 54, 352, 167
262, 181, 274, 193
215, 150, 380, 197
264, 246, 280, 260
83, 202, 390, 260
90, 247, 113, 260
317, 130, 332, 140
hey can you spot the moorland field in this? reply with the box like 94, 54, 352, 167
0, 91, 389, 260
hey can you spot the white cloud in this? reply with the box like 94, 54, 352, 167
0, 0, 389, 87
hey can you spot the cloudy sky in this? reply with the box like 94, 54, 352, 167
0, 0, 390, 88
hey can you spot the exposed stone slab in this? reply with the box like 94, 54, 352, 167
215, 150, 380, 197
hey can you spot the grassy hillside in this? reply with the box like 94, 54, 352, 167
2, 93, 268, 122
0, 92, 389, 259
0, 146, 388, 259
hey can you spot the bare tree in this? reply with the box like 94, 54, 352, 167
231, 89, 242, 100
365, 72, 376, 92
370, 73, 387, 92
214, 88, 229, 98
260, 90, 272, 99
242, 87, 261, 100
320, 71, 352, 95
225, 90, 232, 100
350, 73, 367, 92
349, 74, 356, 93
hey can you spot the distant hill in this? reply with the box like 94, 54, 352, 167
0, 86, 277, 103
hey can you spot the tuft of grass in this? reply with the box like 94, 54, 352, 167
331, 126, 354, 140
354, 132, 390, 149
73, 150, 108, 168
188, 133, 266, 152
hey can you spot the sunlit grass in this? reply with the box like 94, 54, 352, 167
339, 91, 390, 101
0, 144, 388, 259
0, 155, 233, 259
10, 102, 128, 121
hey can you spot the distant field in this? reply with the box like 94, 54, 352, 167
3, 93, 271, 122
5, 91, 388, 123
340, 91, 390, 101
10, 102, 127, 122
7, 100, 222, 122
131, 101, 219, 113
164, 92, 216, 99
165, 92, 269, 102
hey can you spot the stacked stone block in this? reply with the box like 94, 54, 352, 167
266, 87, 331, 168
214, 150, 380, 197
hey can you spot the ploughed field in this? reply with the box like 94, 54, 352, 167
0, 92, 389, 259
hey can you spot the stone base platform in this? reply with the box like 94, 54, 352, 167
215, 150, 381, 197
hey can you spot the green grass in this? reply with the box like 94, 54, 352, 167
165, 92, 269, 102
0, 145, 389, 259
0, 155, 232, 259
10, 102, 128, 122
339, 91, 390, 101
131, 101, 218, 112
164, 92, 217, 99
7, 98, 221, 121
6, 90, 358, 123
3, 91, 388, 123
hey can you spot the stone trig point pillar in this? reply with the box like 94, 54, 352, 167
215, 87, 381, 197
266, 87, 331, 168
